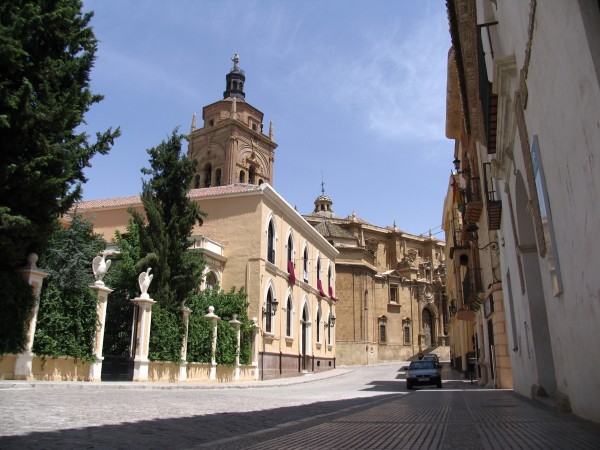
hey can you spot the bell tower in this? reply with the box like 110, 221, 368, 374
187, 54, 278, 189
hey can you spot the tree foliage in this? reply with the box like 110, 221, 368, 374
0, 269, 36, 354
33, 215, 106, 361
0, 0, 119, 269
131, 129, 206, 311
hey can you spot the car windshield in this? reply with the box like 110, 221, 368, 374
409, 361, 435, 370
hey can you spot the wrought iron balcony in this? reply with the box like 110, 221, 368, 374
483, 163, 502, 230
464, 177, 483, 224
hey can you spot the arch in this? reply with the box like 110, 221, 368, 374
286, 229, 295, 264
514, 171, 557, 395
203, 163, 212, 187
205, 271, 218, 290
286, 291, 293, 338
316, 302, 322, 343
302, 242, 309, 282
422, 307, 434, 347
239, 170, 246, 183
266, 214, 276, 264
263, 281, 276, 334
300, 296, 311, 371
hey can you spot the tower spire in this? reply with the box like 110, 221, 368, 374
223, 53, 246, 100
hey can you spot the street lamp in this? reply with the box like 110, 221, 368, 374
325, 315, 336, 328
262, 298, 278, 317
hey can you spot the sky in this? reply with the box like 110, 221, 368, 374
80, 0, 454, 238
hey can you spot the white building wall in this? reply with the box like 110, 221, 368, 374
491, 0, 600, 422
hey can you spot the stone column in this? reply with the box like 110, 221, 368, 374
89, 282, 113, 381
204, 306, 220, 380
229, 314, 242, 380
131, 296, 156, 381
14, 253, 49, 380
179, 306, 192, 381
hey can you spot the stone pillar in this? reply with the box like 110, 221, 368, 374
131, 297, 156, 381
179, 306, 192, 381
229, 314, 242, 380
89, 282, 113, 381
251, 317, 260, 380
204, 306, 220, 380
14, 253, 49, 380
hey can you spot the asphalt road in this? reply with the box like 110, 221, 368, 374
1, 363, 599, 449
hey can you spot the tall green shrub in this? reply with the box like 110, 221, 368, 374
33, 216, 105, 361
186, 286, 253, 365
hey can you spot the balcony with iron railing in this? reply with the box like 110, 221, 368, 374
462, 267, 484, 310
483, 162, 502, 230
464, 176, 483, 224
478, 22, 498, 155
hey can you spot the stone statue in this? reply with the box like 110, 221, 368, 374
92, 252, 112, 285
138, 268, 153, 299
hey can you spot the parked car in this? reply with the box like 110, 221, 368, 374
405, 360, 442, 389
422, 354, 440, 367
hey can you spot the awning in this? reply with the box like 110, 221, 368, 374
317, 279, 327, 297
287, 260, 296, 285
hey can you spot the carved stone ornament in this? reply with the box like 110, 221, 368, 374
138, 268, 154, 299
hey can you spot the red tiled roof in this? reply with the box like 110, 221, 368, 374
74, 183, 263, 211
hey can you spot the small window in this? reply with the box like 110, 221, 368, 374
267, 220, 275, 264
240, 171, 245, 183
316, 307, 322, 343
204, 164, 212, 187
194, 175, 200, 189
286, 296, 293, 337
205, 272, 218, 290
252, 123, 257, 131
303, 247, 309, 282
404, 326, 411, 345
266, 289, 275, 333
380, 324, 387, 343
215, 169, 222, 186
209, 119, 214, 127
390, 285, 398, 303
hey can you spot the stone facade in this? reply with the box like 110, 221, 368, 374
305, 194, 447, 366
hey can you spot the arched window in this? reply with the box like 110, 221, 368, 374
204, 164, 212, 187
267, 219, 275, 264
303, 246, 309, 282
316, 256, 321, 281
205, 272, 218, 290
328, 265, 332, 290
316, 305, 322, 343
327, 310, 332, 343
249, 165, 256, 184
287, 234, 293, 263
286, 295, 293, 337
259, 179, 264, 185
240, 171, 245, 183
215, 169, 222, 186
194, 175, 200, 189
265, 288, 275, 333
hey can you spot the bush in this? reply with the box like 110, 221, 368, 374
0, 269, 36, 354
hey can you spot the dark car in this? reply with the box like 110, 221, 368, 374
406, 360, 442, 389
422, 354, 440, 367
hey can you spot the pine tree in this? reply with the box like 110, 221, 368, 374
0, 0, 120, 269
131, 130, 206, 311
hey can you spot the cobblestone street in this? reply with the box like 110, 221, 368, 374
1, 363, 599, 449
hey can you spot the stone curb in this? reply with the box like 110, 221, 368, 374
0, 367, 354, 391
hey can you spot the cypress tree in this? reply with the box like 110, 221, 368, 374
131, 130, 206, 311
0, 0, 119, 269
